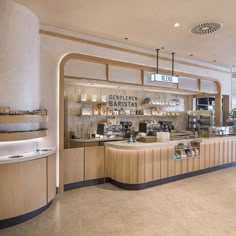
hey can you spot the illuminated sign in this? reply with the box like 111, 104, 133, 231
151, 74, 179, 84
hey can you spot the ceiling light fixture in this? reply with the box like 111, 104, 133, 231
190, 54, 193, 57
174, 23, 180, 27
124, 37, 128, 40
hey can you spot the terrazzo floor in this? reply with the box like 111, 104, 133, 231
1, 167, 236, 236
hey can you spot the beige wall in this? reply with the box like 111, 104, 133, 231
40, 27, 232, 151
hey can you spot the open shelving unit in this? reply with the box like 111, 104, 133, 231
79, 113, 184, 118
0, 114, 48, 142
0, 115, 48, 124
0, 130, 48, 142
174, 141, 200, 160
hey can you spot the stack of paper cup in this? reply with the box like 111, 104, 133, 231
156, 132, 170, 143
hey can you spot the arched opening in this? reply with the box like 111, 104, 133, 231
58, 53, 222, 194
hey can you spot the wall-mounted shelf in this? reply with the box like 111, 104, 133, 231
0, 130, 48, 142
0, 115, 48, 124
79, 114, 184, 118
78, 101, 108, 105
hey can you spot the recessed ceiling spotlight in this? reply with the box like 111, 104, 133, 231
190, 54, 193, 57
124, 37, 128, 40
213, 60, 217, 63
161, 47, 165, 49
174, 23, 180, 27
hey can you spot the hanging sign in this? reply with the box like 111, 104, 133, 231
151, 73, 179, 84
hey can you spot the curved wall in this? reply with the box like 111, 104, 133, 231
0, 0, 40, 155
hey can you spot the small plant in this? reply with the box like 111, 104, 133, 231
229, 108, 236, 119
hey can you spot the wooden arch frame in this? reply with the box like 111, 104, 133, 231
58, 53, 222, 193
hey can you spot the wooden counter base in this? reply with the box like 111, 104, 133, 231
63, 162, 236, 192
0, 200, 53, 230
0, 154, 56, 229
106, 162, 236, 190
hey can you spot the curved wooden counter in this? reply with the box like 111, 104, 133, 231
105, 137, 236, 190
0, 151, 56, 229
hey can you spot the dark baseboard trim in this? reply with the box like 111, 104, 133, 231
106, 162, 236, 190
64, 178, 105, 191
0, 200, 53, 230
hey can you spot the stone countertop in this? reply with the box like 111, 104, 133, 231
0, 149, 56, 164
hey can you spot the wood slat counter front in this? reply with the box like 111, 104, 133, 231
0, 151, 56, 229
104, 137, 236, 189
63, 136, 236, 191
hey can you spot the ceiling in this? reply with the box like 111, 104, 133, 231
16, 0, 236, 68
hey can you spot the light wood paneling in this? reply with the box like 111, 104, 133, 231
232, 139, 236, 162
223, 140, 228, 164
187, 158, 194, 172
175, 159, 182, 175
0, 159, 47, 220
181, 159, 188, 174
199, 143, 205, 170
219, 141, 224, 165
137, 150, 145, 183
153, 149, 161, 180
227, 140, 232, 163
47, 154, 56, 203
214, 141, 220, 166
0, 115, 48, 124
168, 148, 175, 177
161, 148, 168, 178
205, 143, 210, 168
130, 151, 138, 184
223, 95, 230, 126
85, 146, 104, 180
209, 142, 215, 167
0, 130, 48, 142
144, 149, 153, 182
64, 148, 84, 184
116, 150, 124, 183
193, 156, 200, 171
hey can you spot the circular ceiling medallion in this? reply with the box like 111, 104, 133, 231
190, 22, 223, 35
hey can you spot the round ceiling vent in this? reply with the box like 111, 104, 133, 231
190, 22, 223, 35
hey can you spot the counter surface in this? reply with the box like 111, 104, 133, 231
0, 150, 56, 164
104, 136, 236, 150
104, 139, 200, 150
71, 137, 125, 143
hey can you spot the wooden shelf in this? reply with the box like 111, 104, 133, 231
79, 114, 183, 118
0, 115, 48, 124
0, 130, 48, 142
78, 101, 108, 105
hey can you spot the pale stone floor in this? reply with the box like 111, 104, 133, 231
1, 167, 236, 236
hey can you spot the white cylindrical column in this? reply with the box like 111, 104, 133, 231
0, 0, 40, 155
